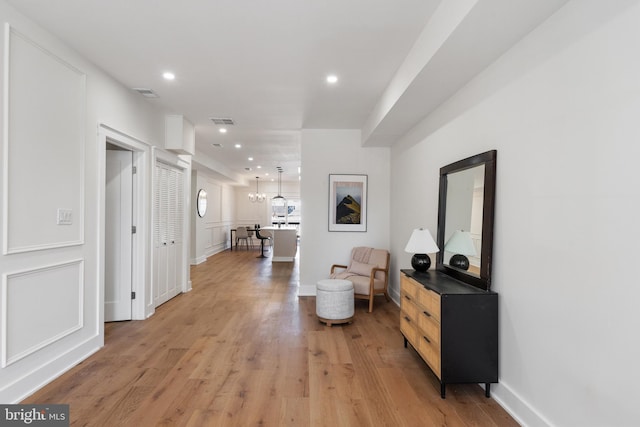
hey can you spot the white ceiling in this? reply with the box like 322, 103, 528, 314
5, 0, 569, 184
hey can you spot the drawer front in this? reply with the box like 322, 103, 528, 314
418, 333, 441, 378
417, 310, 440, 347
400, 313, 418, 344
400, 292, 419, 320
417, 287, 440, 321
401, 275, 420, 299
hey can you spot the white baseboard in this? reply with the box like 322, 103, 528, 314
0, 336, 102, 403
490, 381, 552, 427
191, 255, 207, 265
298, 283, 317, 296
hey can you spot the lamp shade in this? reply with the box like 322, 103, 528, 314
444, 230, 477, 256
405, 228, 439, 272
404, 228, 439, 254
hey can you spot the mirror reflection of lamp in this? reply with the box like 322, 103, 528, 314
404, 228, 439, 272
445, 230, 477, 270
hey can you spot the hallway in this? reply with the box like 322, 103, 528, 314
24, 249, 516, 426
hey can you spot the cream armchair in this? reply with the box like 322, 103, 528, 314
330, 247, 390, 312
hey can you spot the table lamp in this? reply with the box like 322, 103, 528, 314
444, 230, 477, 270
404, 228, 439, 272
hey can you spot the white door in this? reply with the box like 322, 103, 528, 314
154, 164, 169, 306
153, 162, 185, 308
166, 167, 184, 300
105, 150, 133, 321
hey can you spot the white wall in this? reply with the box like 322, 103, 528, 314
0, 1, 171, 402
390, 1, 640, 425
299, 129, 390, 295
190, 170, 235, 264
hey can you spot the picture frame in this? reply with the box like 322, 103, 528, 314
328, 174, 367, 232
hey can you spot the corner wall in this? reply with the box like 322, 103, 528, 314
390, 1, 640, 425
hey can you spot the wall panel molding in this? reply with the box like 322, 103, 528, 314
2, 24, 86, 254
1, 259, 84, 367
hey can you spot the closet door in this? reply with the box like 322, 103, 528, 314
153, 164, 168, 307
166, 166, 184, 300
153, 161, 185, 308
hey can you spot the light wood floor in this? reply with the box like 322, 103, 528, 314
24, 248, 518, 426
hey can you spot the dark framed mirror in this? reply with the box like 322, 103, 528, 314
196, 189, 208, 218
436, 150, 496, 291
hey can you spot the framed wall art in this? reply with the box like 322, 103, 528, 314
328, 174, 367, 232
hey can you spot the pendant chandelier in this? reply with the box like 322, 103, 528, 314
272, 167, 286, 206
248, 176, 266, 203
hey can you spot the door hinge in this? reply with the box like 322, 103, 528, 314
132, 166, 137, 174
132, 225, 137, 234
131, 291, 136, 300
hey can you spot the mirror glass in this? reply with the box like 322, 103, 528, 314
436, 150, 496, 291
197, 189, 207, 217
443, 165, 485, 277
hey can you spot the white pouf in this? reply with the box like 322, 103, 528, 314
316, 279, 354, 326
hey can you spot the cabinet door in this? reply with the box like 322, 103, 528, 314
440, 294, 498, 383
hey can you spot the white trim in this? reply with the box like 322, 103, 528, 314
1, 259, 84, 368
98, 124, 151, 321
2, 23, 10, 256
491, 380, 554, 427
3, 25, 86, 254
298, 283, 317, 297
192, 255, 207, 265
0, 335, 100, 402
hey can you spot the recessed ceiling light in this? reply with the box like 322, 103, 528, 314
257, 165, 262, 169
248, 157, 254, 161
235, 143, 242, 148
326, 74, 338, 84
219, 128, 227, 134
163, 72, 175, 80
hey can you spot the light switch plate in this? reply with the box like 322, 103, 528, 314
57, 208, 72, 225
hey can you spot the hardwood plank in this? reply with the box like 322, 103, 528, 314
22, 248, 518, 426
280, 397, 310, 426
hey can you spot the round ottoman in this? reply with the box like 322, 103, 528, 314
316, 279, 354, 326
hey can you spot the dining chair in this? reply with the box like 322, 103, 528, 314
236, 226, 252, 250
245, 226, 256, 247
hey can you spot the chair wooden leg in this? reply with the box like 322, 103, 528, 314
368, 297, 374, 313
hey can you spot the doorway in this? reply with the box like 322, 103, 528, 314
99, 125, 151, 322
105, 145, 133, 321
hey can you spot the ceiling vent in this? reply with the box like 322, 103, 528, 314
210, 117, 235, 125
212, 143, 223, 148
132, 88, 159, 98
